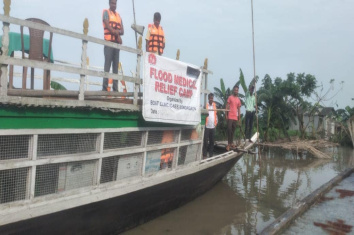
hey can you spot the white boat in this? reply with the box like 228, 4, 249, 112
0, 2, 257, 234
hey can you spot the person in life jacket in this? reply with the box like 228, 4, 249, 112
160, 130, 174, 169
145, 12, 165, 56
102, 0, 124, 92
203, 93, 218, 158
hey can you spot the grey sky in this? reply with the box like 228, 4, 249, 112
8, 0, 354, 109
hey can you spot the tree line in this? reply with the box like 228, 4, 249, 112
213, 70, 354, 146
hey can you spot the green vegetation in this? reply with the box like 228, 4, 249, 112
213, 71, 352, 146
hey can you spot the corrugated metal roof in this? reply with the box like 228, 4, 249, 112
0, 97, 141, 113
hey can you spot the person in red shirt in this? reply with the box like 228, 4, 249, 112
226, 85, 242, 151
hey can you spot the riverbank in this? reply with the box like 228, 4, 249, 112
258, 139, 339, 159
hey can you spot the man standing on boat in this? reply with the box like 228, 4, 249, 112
102, 0, 124, 91
145, 12, 165, 55
226, 86, 241, 151
244, 85, 256, 142
203, 93, 218, 158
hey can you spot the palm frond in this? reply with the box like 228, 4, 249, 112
239, 69, 247, 93
50, 81, 67, 90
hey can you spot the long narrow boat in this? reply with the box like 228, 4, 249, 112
0, 2, 257, 234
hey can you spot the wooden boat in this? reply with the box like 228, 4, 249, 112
0, 2, 258, 234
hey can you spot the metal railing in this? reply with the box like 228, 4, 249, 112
0, 0, 212, 110
0, 126, 204, 206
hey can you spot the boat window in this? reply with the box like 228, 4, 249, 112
145, 148, 176, 173
0, 135, 32, 160
35, 160, 96, 197
147, 130, 177, 145
178, 144, 200, 165
181, 129, 200, 141
37, 133, 99, 158
100, 153, 143, 184
0, 167, 29, 204
104, 131, 143, 150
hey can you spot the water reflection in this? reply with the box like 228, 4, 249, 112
124, 147, 354, 235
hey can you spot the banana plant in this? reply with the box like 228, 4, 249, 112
50, 81, 67, 90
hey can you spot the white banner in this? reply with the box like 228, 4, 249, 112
143, 53, 202, 125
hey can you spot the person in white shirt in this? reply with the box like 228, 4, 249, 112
203, 93, 218, 158
244, 85, 256, 142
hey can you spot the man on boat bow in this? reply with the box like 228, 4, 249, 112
203, 93, 218, 158
226, 86, 242, 151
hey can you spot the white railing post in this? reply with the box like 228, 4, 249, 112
29, 134, 38, 199
0, 0, 11, 97
96, 132, 104, 185
198, 125, 205, 161
133, 36, 142, 106
174, 129, 182, 168
203, 58, 208, 107
79, 18, 89, 101
141, 130, 149, 176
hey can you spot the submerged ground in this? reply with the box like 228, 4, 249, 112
124, 146, 354, 235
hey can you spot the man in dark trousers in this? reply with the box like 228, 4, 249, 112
226, 86, 241, 151
203, 93, 218, 158
244, 85, 256, 142
102, 0, 124, 91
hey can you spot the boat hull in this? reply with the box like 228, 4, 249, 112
0, 154, 242, 234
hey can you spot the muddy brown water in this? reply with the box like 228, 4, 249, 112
124, 146, 354, 235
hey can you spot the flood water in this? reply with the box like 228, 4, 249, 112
124, 146, 354, 235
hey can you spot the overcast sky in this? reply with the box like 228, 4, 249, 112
8, 0, 354, 109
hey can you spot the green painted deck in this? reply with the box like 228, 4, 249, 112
0, 105, 206, 129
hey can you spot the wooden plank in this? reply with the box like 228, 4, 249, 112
259, 168, 354, 235
201, 68, 213, 75
0, 15, 142, 55
0, 56, 143, 84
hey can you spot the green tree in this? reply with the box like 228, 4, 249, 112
214, 78, 231, 140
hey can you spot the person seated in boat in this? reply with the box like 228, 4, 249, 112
160, 130, 174, 169
226, 85, 241, 151
244, 85, 256, 143
203, 93, 218, 158
102, 0, 124, 92
145, 12, 165, 56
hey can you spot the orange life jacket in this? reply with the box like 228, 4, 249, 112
107, 79, 113, 91
103, 9, 122, 42
190, 129, 199, 140
160, 148, 174, 163
205, 102, 217, 126
160, 130, 174, 163
148, 24, 165, 55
